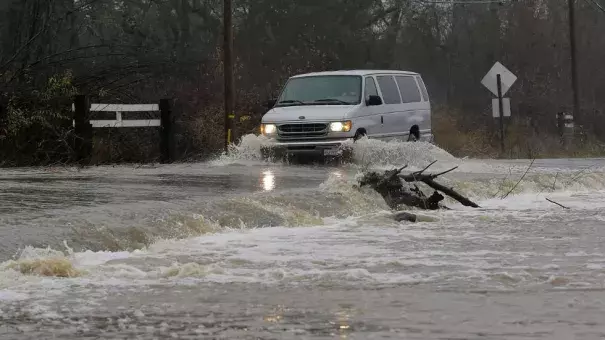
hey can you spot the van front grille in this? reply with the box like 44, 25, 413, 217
278, 123, 328, 138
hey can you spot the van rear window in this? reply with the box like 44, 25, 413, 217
416, 76, 430, 102
395, 76, 422, 103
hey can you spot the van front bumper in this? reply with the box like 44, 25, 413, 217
261, 138, 353, 157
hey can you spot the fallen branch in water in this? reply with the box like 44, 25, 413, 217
358, 161, 480, 212
546, 198, 570, 210
565, 164, 598, 187
501, 159, 535, 199
552, 172, 559, 191
399, 173, 479, 208
491, 167, 508, 198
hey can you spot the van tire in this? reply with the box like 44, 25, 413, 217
354, 129, 367, 142
408, 125, 420, 142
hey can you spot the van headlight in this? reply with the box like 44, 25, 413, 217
261, 124, 276, 135
330, 121, 352, 132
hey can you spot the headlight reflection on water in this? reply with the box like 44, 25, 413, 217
331, 170, 343, 178
263, 305, 285, 323
263, 305, 352, 338
334, 308, 353, 339
261, 170, 276, 192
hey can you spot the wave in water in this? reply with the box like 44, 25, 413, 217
2, 165, 605, 265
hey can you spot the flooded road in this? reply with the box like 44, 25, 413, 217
1, 136, 605, 339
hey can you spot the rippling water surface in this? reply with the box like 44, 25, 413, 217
1, 135, 605, 339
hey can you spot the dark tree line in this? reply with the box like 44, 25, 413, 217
1, 0, 604, 165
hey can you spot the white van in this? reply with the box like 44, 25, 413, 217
260, 70, 432, 157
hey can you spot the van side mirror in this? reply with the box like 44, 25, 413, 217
366, 95, 382, 106
265, 99, 277, 108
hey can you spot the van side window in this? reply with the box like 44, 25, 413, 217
376, 75, 402, 104
395, 76, 422, 103
416, 76, 430, 102
364, 77, 379, 101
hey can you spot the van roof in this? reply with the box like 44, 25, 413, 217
291, 70, 419, 78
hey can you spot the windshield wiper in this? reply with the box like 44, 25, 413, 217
277, 100, 306, 106
314, 98, 352, 105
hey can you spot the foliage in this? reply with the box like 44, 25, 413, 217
1, 0, 605, 165
1, 71, 77, 165
5, 71, 76, 136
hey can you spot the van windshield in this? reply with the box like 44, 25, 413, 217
276, 75, 362, 106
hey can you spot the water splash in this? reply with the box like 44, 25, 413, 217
4, 258, 81, 278
207, 134, 460, 169
344, 137, 457, 170
209, 134, 273, 166
160, 262, 211, 278
208, 134, 605, 180
1, 245, 82, 278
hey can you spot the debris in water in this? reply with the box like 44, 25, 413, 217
7, 258, 81, 278
546, 198, 571, 210
358, 161, 479, 222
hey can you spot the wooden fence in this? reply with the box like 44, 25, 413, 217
72, 95, 173, 164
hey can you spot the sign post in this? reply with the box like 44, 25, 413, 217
481, 62, 517, 156
496, 74, 504, 154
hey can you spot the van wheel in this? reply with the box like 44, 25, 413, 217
354, 129, 367, 142
407, 125, 420, 142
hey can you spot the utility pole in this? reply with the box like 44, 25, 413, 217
568, 0, 580, 123
223, 0, 235, 150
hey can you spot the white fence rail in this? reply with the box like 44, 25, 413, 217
72, 103, 161, 128
71, 96, 173, 164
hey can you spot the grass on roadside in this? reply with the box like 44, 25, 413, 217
432, 106, 605, 159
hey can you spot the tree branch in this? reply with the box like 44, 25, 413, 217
546, 198, 570, 210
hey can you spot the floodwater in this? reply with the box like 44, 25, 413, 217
1, 135, 605, 339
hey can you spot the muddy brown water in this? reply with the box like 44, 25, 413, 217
1, 139, 605, 339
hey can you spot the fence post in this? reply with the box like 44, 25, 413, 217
0, 102, 5, 155
73, 95, 92, 165
556, 111, 574, 149
556, 112, 564, 138
0, 101, 5, 136
563, 113, 574, 150
159, 99, 173, 164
